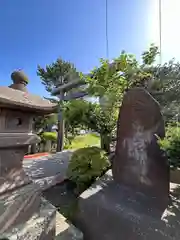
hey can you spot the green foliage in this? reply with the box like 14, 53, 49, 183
64, 97, 118, 152
63, 99, 93, 135
158, 124, 180, 169
41, 132, 57, 142
84, 104, 117, 136
37, 58, 83, 94
67, 147, 110, 191
34, 114, 58, 133
64, 99, 116, 153
63, 99, 116, 143
63, 98, 117, 152
37, 58, 85, 152
84, 44, 162, 152
86, 44, 180, 124
64, 133, 100, 150
11, 70, 29, 84
86, 58, 127, 107
86, 46, 157, 109
150, 59, 180, 122
141, 44, 159, 65
37, 44, 180, 154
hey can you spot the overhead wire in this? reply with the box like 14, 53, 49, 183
105, 0, 109, 59
159, 0, 162, 65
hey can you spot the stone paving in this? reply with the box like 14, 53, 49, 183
23, 150, 74, 191
55, 211, 83, 239
22, 150, 84, 239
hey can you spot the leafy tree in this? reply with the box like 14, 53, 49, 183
63, 99, 117, 153
134, 44, 180, 121
37, 58, 81, 93
141, 44, 159, 65
33, 114, 58, 133
147, 59, 180, 122
86, 44, 158, 108
37, 58, 83, 151
85, 44, 180, 151
85, 49, 153, 152
37, 45, 180, 154
63, 99, 91, 137
86, 44, 180, 127
83, 104, 118, 153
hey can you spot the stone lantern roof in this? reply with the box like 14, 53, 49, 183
0, 71, 57, 114
0, 86, 57, 114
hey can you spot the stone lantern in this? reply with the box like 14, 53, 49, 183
0, 72, 57, 239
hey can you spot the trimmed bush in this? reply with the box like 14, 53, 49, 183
67, 146, 110, 192
41, 132, 57, 142
158, 124, 180, 169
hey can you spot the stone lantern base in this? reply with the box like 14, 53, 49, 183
0, 182, 56, 239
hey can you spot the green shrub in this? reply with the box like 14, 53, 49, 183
64, 135, 75, 149
158, 124, 180, 169
41, 132, 57, 142
67, 146, 110, 192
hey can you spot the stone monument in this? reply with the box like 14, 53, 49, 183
74, 88, 178, 240
0, 71, 57, 239
112, 87, 169, 209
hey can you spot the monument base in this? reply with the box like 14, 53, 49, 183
0, 183, 56, 239
75, 170, 180, 240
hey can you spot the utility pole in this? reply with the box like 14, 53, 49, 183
56, 91, 64, 152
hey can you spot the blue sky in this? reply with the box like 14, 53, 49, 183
0, 0, 159, 97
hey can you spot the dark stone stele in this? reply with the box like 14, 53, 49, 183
75, 88, 171, 240
112, 87, 169, 209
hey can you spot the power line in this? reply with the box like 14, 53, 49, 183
105, 0, 109, 59
159, 0, 162, 65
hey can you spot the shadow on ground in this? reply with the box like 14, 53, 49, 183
42, 180, 78, 221
164, 184, 180, 228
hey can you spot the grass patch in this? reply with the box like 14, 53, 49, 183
65, 133, 100, 149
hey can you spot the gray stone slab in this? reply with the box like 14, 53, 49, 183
0, 183, 41, 234
1, 198, 56, 240
55, 212, 83, 240
75, 170, 180, 240
23, 150, 74, 190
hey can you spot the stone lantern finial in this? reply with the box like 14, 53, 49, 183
9, 70, 29, 92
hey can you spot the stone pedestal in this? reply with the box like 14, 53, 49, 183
1, 196, 56, 240
0, 172, 56, 239
76, 170, 180, 240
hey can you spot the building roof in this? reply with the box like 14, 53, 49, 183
0, 86, 57, 114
